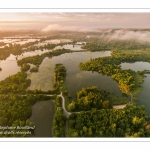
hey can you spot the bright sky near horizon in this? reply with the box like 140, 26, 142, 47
0, 12, 150, 31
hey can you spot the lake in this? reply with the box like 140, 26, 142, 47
28, 50, 123, 100
52, 51, 123, 100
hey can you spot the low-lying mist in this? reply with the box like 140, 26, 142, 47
41, 24, 150, 42
97, 28, 150, 42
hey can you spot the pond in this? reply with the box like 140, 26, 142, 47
29, 100, 55, 137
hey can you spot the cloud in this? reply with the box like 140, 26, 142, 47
41, 24, 61, 31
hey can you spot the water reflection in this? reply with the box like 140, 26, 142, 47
121, 62, 150, 71
29, 100, 55, 137
51, 51, 121, 100
137, 74, 150, 115
0, 54, 20, 80
0, 50, 52, 81
121, 62, 150, 115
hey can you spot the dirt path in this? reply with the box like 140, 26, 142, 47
113, 104, 126, 109
58, 92, 72, 118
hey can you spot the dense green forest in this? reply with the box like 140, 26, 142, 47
52, 104, 67, 137
112, 49, 150, 62
30, 66, 38, 72
20, 63, 30, 72
54, 63, 67, 84
0, 72, 31, 94
68, 104, 150, 137
0, 94, 54, 137
68, 86, 128, 112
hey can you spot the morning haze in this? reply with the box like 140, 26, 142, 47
1, 12, 150, 138
0, 13, 150, 30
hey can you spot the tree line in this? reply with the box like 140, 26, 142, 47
82, 39, 150, 51
0, 72, 31, 94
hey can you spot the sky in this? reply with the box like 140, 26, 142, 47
0, 12, 150, 31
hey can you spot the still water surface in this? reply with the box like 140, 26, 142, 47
0, 50, 50, 81
121, 62, 150, 115
51, 51, 122, 100
0, 54, 20, 80
137, 74, 150, 115
29, 100, 55, 137
121, 62, 150, 71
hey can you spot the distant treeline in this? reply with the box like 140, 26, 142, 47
82, 39, 150, 51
